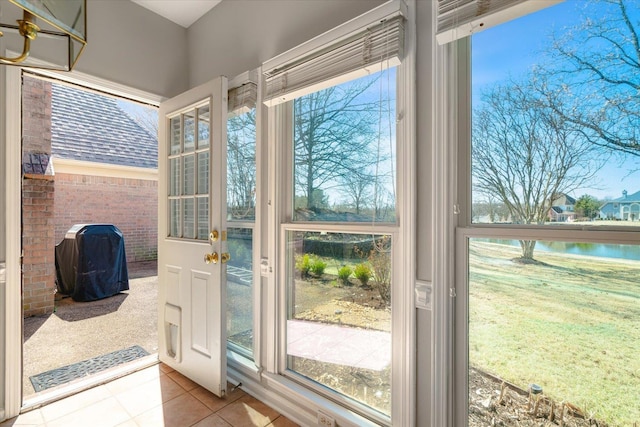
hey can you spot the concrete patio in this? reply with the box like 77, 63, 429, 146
22, 261, 159, 398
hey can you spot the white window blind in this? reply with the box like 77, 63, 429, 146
263, 11, 404, 106
436, 0, 563, 45
228, 82, 257, 115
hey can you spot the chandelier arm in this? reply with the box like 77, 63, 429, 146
0, 36, 31, 64
0, 11, 39, 65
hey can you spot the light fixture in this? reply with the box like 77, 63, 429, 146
0, 0, 86, 71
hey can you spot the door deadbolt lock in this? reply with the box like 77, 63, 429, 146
204, 252, 219, 264
210, 230, 219, 242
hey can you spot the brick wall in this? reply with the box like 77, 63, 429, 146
22, 77, 56, 317
54, 173, 158, 263
22, 178, 56, 317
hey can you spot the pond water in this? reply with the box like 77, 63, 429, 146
485, 239, 640, 262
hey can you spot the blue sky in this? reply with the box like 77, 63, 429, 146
471, 0, 640, 200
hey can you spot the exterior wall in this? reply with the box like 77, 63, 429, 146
54, 172, 158, 263
22, 77, 56, 317
600, 202, 619, 219
22, 178, 56, 317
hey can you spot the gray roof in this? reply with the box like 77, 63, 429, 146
51, 83, 158, 169
611, 190, 640, 203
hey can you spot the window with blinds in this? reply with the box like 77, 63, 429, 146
263, 9, 404, 106
435, 0, 562, 44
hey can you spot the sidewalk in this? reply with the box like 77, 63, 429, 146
287, 319, 391, 371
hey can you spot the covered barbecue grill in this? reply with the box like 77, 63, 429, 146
55, 224, 129, 302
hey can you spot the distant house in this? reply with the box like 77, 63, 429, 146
599, 190, 640, 221
548, 193, 577, 222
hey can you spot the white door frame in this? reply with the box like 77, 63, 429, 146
1, 67, 163, 420
3, 64, 23, 422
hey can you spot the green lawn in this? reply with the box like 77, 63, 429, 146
469, 240, 640, 425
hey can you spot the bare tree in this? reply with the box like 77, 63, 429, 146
293, 74, 393, 217
541, 0, 640, 157
473, 78, 605, 260
339, 172, 373, 215
129, 106, 158, 138
227, 110, 256, 219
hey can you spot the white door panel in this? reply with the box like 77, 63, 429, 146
158, 77, 228, 397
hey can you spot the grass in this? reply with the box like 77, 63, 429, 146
469, 240, 640, 425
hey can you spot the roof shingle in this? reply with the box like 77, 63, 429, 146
51, 83, 158, 169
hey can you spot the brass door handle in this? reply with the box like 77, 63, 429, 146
204, 252, 219, 264
220, 252, 230, 264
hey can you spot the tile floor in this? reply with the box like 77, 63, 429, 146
1, 363, 299, 427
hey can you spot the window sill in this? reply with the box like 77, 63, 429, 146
227, 348, 260, 381
260, 372, 388, 427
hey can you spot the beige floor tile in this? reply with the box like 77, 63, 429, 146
104, 365, 163, 395
158, 362, 175, 374
267, 415, 300, 427
9, 363, 301, 427
0, 408, 44, 426
225, 383, 248, 402
166, 370, 200, 391
189, 384, 245, 412
115, 374, 187, 417
133, 393, 212, 427
46, 396, 131, 427
217, 395, 280, 427
191, 413, 233, 427
40, 384, 112, 423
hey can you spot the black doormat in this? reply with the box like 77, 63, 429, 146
29, 345, 150, 392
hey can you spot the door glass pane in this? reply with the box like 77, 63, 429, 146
170, 116, 181, 155
197, 197, 208, 240
227, 108, 256, 221
198, 105, 210, 149
183, 198, 195, 239
197, 152, 209, 195
226, 227, 253, 354
166, 105, 209, 241
468, 238, 640, 425
169, 158, 180, 197
292, 69, 397, 223
184, 111, 195, 153
169, 199, 180, 237
226, 90, 256, 358
286, 231, 392, 416
183, 154, 195, 196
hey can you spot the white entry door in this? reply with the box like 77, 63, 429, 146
157, 77, 229, 397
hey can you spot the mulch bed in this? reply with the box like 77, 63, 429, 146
469, 367, 611, 427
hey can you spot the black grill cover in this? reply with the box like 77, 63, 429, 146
55, 224, 129, 302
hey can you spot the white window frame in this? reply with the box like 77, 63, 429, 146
442, 7, 640, 427
225, 69, 265, 379
261, 1, 416, 425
